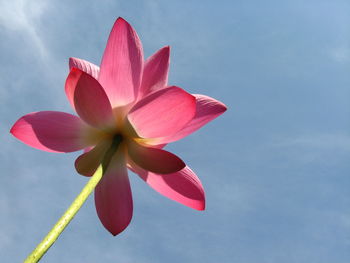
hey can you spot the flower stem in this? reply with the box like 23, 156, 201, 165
24, 165, 104, 263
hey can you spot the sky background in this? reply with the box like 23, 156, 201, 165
1, 0, 350, 262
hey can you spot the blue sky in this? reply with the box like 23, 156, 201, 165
1, 0, 350, 262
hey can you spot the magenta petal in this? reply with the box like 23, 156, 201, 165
95, 153, 133, 236
131, 164, 205, 210
128, 141, 185, 174
69, 57, 100, 79
99, 17, 144, 107
127, 86, 196, 139
65, 62, 101, 112
156, 94, 227, 144
71, 69, 114, 128
139, 46, 170, 98
65, 68, 82, 111
10, 111, 88, 153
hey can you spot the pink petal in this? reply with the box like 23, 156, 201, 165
68, 69, 114, 128
95, 152, 133, 236
98, 17, 144, 107
10, 111, 89, 153
65, 68, 82, 111
130, 163, 205, 210
75, 140, 112, 176
65, 60, 100, 111
69, 57, 100, 79
152, 94, 227, 144
128, 141, 185, 174
127, 86, 196, 139
139, 46, 170, 98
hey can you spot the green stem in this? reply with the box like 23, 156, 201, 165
24, 165, 104, 263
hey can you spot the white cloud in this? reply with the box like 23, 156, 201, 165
0, 0, 48, 57
330, 46, 350, 63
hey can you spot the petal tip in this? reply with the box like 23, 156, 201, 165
220, 104, 228, 114
115, 17, 130, 27
158, 46, 170, 59
214, 98, 227, 113
188, 198, 205, 211
68, 57, 74, 68
9, 124, 15, 135
10, 117, 25, 138
221, 101, 228, 112
116, 16, 126, 22
108, 223, 130, 236
196, 201, 206, 211
68, 57, 80, 71
162, 45, 170, 54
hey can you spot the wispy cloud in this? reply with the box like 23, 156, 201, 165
330, 46, 350, 63
0, 0, 48, 58
267, 133, 350, 165
272, 133, 350, 152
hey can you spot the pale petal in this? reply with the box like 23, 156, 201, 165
69, 57, 100, 79
128, 141, 185, 174
10, 111, 89, 153
130, 163, 205, 210
127, 86, 196, 139
139, 46, 170, 98
95, 152, 133, 236
99, 17, 143, 107
69, 69, 114, 128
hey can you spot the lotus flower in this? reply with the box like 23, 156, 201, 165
10, 17, 226, 235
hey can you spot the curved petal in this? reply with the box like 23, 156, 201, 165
127, 86, 196, 139
95, 152, 133, 236
128, 141, 185, 174
149, 94, 227, 144
69, 57, 100, 79
99, 17, 144, 107
65, 68, 82, 111
130, 163, 205, 210
170, 94, 227, 141
139, 46, 170, 98
10, 111, 89, 153
75, 139, 112, 176
68, 69, 114, 128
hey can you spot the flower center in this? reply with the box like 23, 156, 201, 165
111, 134, 123, 147
102, 134, 124, 168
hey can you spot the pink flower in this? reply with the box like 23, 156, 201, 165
10, 18, 226, 236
